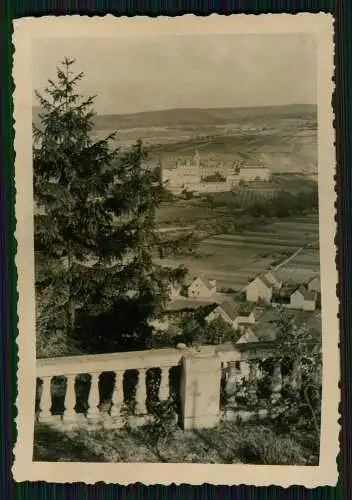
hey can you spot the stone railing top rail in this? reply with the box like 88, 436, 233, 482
36, 342, 276, 377
37, 347, 187, 377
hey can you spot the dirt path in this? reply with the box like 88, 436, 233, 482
272, 238, 319, 272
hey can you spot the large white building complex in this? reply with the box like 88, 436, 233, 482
161, 149, 271, 193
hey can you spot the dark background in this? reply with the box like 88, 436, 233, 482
1, 1, 349, 499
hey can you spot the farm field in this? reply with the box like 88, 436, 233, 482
155, 213, 319, 290
156, 202, 216, 225
155, 177, 317, 228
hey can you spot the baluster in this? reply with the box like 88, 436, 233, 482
240, 360, 250, 380
271, 361, 282, 403
225, 361, 239, 403
87, 372, 101, 419
110, 371, 124, 417
135, 369, 147, 415
249, 361, 259, 383
38, 376, 52, 421
159, 367, 170, 401
63, 374, 76, 421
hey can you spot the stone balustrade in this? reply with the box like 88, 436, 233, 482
36, 347, 185, 428
36, 341, 299, 430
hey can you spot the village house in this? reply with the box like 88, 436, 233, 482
290, 286, 317, 311
204, 301, 239, 329
246, 274, 276, 303
271, 280, 317, 311
205, 302, 256, 330
188, 277, 217, 299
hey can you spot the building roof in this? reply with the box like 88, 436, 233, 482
264, 271, 281, 286
236, 328, 259, 345
165, 298, 217, 312
257, 274, 274, 289
273, 282, 296, 301
219, 300, 241, 321
237, 303, 256, 317
190, 276, 216, 291
295, 286, 317, 302
308, 275, 321, 290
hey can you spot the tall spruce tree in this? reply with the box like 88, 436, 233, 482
34, 57, 187, 354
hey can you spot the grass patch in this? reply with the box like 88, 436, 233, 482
33, 420, 318, 465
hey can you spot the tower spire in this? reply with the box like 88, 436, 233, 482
194, 146, 200, 175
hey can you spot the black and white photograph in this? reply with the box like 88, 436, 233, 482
13, 14, 339, 487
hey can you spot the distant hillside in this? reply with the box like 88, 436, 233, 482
93, 105, 317, 130
33, 104, 317, 131
32, 104, 317, 174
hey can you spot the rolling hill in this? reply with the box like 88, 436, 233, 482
92, 104, 317, 130
33, 104, 317, 131
32, 104, 317, 174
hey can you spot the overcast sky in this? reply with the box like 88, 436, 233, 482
32, 34, 317, 115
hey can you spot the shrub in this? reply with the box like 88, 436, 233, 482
137, 398, 178, 461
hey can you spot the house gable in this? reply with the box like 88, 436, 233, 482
308, 276, 321, 293
291, 288, 304, 301
188, 276, 216, 296
236, 328, 259, 344
247, 275, 271, 292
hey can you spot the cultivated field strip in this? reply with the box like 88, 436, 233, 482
155, 213, 320, 290
201, 237, 312, 248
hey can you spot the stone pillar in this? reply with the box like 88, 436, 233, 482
87, 372, 101, 419
159, 367, 170, 401
135, 368, 147, 415
271, 361, 282, 403
38, 376, 52, 422
63, 374, 76, 422
180, 351, 222, 430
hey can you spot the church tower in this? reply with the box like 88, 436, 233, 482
194, 147, 201, 175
